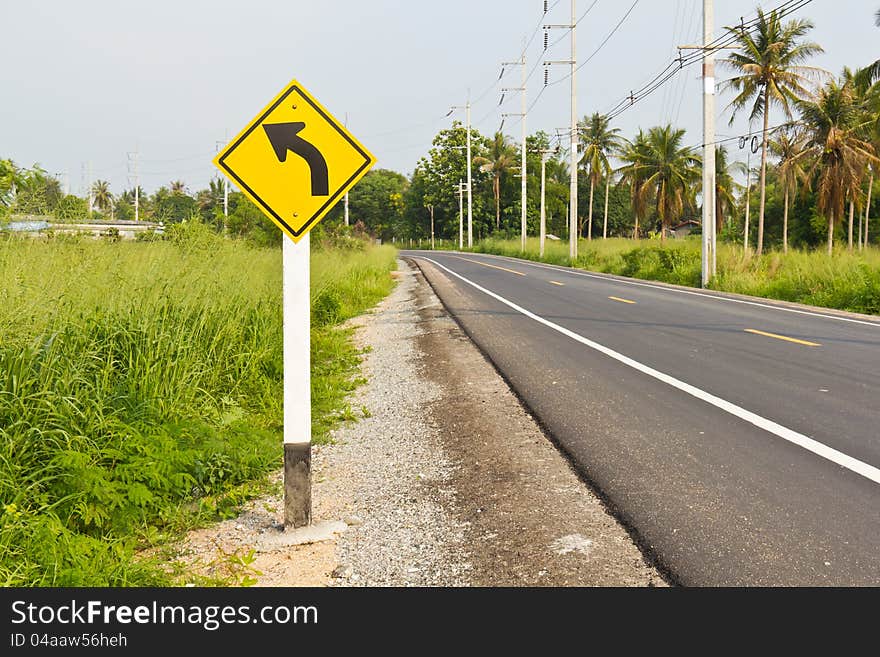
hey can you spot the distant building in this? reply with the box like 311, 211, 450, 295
670, 219, 701, 239
1, 216, 163, 240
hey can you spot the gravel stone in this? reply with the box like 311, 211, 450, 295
315, 261, 471, 586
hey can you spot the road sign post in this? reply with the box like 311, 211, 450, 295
214, 79, 375, 528
283, 232, 311, 526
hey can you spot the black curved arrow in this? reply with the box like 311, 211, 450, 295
263, 122, 329, 196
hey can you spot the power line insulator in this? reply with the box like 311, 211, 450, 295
544, 31, 548, 51
543, 0, 548, 13
544, 68, 549, 86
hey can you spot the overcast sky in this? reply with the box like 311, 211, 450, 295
1, 0, 877, 195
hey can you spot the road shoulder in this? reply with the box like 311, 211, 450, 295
164, 257, 664, 586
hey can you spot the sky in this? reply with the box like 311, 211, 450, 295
1, 0, 877, 196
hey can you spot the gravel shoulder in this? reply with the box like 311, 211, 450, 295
167, 258, 665, 587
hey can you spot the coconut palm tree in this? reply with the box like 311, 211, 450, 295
618, 130, 652, 239
629, 125, 701, 242
714, 146, 747, 235
474, 132, 517, 231
579, 113, 622, 240
170, 180, 187, 195
845, 64, 880, 249
770, 130, 809, 253
797, 79, 878, 255
91, 180, 113, 216
721, 9, 824, 256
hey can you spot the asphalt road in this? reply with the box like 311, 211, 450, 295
403, 250, 880, 586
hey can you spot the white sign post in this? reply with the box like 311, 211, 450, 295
213, 79, 375, 530
282, 232, 311, 527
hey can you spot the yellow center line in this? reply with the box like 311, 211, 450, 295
744, 328, 821, 347
449, 255, 526, 276
608, 296, 636, 305
549, 281, 565, 286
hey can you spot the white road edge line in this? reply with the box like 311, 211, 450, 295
417, 256, 880, 487
466, 252, 880, 329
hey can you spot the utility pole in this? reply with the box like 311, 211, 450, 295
502, 54, 528, 252
458, 179, 466, 249
739, 129, 756, 255
87, 161, 93, 215
450, 102, 473, 247
538, 146, 558, 258
545, 0, 578, 260
215, 138, 230, 231
680, 1, 730, 285
701, 0, 716, 286
344, 114, 350, 226
128, 147, 140, 222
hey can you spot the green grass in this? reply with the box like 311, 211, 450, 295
0, 227, 396, 586
469, 237, 880, 315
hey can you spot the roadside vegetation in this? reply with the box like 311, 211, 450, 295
0, 224, 396, 586
472, 237, 880, 315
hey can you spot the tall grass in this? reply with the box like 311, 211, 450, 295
470, 237, 880, 315
0, 227, 396, 585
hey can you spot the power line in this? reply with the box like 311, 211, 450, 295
604, 0, 808, 120
603, 0, 813, 122
549, 0, 641, 87
470, 0, 564, 109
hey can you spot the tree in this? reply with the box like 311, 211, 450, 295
618, 130, 652, 239
845, 64, 880, 249
170, 180, 186, 195
721, 9, 824, 255
0, 159, 24, 210
345, 169, 408, 240
714, 146, 747, 235
152, 185, 196, 223
624, 125, 700, 241
403, 122, 490, 241
797, 78, 878, 254
53, 195, 89, 223
474, 132, 517, 231
769, 130, 809, 253
91, 180, 113, 216
579, 113, 622, 240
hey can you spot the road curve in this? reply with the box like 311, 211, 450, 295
403, 250, 880, 586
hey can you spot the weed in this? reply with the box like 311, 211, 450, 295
0, 234, 397, 585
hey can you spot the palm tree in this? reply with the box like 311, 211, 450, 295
714, 146, 747, 235
579, 113, 622, 240
170, 180, 187, 195
770, 130, 809, 253
721, 9, 824, 256
630, 125, 701, 241
474, 132, 517, 231
618, 130, 652, 239
845, 64, 880, 249
797, 79, 878, 255
91, 180, 113, 216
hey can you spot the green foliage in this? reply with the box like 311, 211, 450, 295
226, 191, 281, 247
0, 234, 396, 585
53, 194, 89, 223
325, 169, 408, 240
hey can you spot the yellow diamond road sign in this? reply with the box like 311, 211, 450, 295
214, 79, 376, 242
